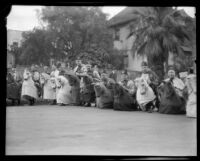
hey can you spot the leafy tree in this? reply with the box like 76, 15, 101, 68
9, 42, 22, 66
40, 7, 113, 63
18, 6, 119, 69
19, 29, 53, 65
128, 7, 195, 80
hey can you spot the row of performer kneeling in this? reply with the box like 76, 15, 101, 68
7, 70, 196, 118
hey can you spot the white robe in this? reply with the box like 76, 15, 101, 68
55, 76, 73, 104
21, 70, 38, 99
185, 74, 196, 118
136, 79, 156, 106
41, 73, 56, 100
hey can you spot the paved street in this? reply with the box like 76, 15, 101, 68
6, 105, 196, 156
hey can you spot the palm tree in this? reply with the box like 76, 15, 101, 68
128, 7, 194, 80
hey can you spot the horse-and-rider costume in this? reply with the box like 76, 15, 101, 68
21, 68, 38, 105
80, 64, 96, 107
118, 70, 136, 96
40, 66, 56, 104
31, 66, 42, 98
140, 62, 159, 89
55, 75, 73, 106
165, 66, 186, 98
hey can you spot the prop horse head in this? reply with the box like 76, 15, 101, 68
157, 80, 176, 99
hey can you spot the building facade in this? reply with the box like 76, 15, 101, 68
108, 7, 148, 72
108, 7, 196, 76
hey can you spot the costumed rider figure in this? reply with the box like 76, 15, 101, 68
140, 61, 160, 107
118, 70, 136, 97
80, 63, 96, 107
165, 66, 187, 100
21, 68, 38, 105
93, 65, 101, 80
31, 65, 42, 98
74, 58, 84, 79
40, 66, 57, 105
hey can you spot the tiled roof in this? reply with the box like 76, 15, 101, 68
107, 7, 151, 27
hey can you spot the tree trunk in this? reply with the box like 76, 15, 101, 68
148, 56, 165, 81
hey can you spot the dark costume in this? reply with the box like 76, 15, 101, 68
7, 72, 21, 105
109, 71, 117, 82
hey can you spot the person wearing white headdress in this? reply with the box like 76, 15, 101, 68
165, 66, 186, 98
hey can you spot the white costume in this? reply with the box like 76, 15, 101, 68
40, 73, 56, 100
93, 70, 101, 79
55, 75, 73, 105
165, 77, 185, 97
136, 78, 156, 106
141, 73, 151, 84
51, 69, 60, 78
185, 74, 196, 118
21, 69, 38, 99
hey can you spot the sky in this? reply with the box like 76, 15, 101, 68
7, 6, 195, 31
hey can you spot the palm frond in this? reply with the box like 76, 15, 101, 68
169, 26, 190, 42
144, 38, 162, 57
137, 41, 147, 55
162, 33, 178, 51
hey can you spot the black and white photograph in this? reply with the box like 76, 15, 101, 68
6, 5, 196, 157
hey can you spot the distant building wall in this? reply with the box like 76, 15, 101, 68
112, 24, 147, 72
